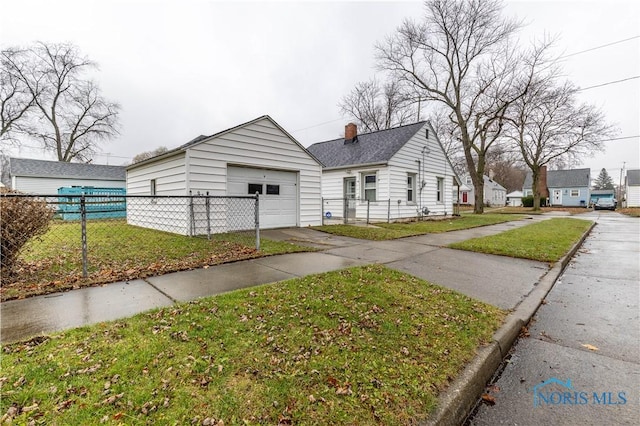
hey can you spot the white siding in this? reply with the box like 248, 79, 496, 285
12, 177, 125, 194
626, 186, 640, 207
388, 123, 456, 217
186, 117, 321, 227
126, 153, 189, 234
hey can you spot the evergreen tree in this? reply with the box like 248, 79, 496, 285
593, 168, 615, 190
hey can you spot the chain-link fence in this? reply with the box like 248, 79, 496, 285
0, 193, 259, 300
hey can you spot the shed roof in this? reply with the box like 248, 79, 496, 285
306, 122, 426, 169
627, 169, 640, 186
10, 158, 126, 181
523, 168, 591, 189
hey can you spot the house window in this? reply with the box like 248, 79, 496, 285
150, 179, 156, 196
570, 189, 580, 197
363, 174, 377, 201
407, 174, 416, 203
248, 183, 263, 194
266, 184, 280, 195
437, 177, 444, 203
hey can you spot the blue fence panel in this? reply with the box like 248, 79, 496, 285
57, 187, 126, 220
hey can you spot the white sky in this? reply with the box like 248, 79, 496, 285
2, 0, 638, 184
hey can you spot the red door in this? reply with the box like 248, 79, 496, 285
462, 192, 468, 203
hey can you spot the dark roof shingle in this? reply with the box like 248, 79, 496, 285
523, 168, 591, 189
10, 158, 126, 180
627, 169, 640, 186
307, 122, 426, 168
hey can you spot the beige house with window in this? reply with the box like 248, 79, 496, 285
307, 122, 459, 221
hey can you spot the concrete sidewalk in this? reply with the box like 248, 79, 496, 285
1, 217, 551, 344
1, 216, 555, 344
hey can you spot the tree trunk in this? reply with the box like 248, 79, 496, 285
531, 169, 541, 211
474, 179, 485, 214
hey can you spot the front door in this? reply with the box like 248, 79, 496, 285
344, 177, 356, 221
552, 189, 562, 206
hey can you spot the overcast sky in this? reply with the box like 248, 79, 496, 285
2, 0, 638, 183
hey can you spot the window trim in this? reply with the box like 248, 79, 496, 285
248, 183, 263, 195
436, 177, 444, 203
407, 173, 416, 204
570, 189, 580, 197
362, 173, 377, 202
150, 179, 156, 196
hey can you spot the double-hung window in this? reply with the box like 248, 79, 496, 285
407, 174, 416, 203
363, 174, 377, 201
436, 177, 444, 203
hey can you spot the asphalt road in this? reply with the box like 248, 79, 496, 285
467, 211, 640, 426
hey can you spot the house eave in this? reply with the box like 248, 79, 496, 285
322, 162, 388, 171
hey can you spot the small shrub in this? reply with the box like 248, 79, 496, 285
522, 195, 547, 208
0, 191, 54, 277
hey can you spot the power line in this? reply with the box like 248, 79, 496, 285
559, 35, 640, 59
292, 117, 343, 132
577, 76, 640, 91
597, 135, 639, 142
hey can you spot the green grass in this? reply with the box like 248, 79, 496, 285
2, 219, 309, 301
0, 265, 505, 425
449, 218, 592, 262
313, 214, 525, 241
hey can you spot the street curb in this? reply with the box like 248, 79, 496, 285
422, 220, 596, 425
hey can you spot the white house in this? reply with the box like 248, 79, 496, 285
625, 169, 640, 207
457, 174, 507, 207
126, 115, 322, 234
506, 190, 524, 207
307, 122, 460, 221
9, 158, 126, 194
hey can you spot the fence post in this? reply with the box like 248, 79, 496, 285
255, 193, 260, 251
80, 194, 88, 278
366, 199, 370, 224
188, 191, 195, 236
343, 198, 348, 224
205, 191, 211, 240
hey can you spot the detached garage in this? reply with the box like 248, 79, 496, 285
126, 115, 322, 234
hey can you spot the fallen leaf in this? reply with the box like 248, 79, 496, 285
582, 343, 599, 351
481, 394, 496, 405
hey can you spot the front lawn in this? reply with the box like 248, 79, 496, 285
1, 219, 309, 301
313, 214, 525, 241
0, 265, 505, 425
449, 218, 592, 262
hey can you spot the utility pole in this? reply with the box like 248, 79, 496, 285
619, 162, 626, 206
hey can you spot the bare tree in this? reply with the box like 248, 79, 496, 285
132, 146, 169, 164
339, 78, 417, 132
505, 79, 617, 209
2, 42, 120, 162
376, 0, 549, 213
1, 48, 35, 141
484, 143, 526, 192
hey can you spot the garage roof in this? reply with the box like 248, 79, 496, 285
10, 157, 126, 180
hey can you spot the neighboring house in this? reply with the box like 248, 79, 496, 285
506, 190, 524, 207
625, 169, 640, 207
457, 174, 507, 207
9, 157, 126, 194
589, 189, 615, 206
523, 168, 591, 207
307, 122, 460, 221
126, 115, 322, 234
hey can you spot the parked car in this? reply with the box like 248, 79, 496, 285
594, 199, 616, 211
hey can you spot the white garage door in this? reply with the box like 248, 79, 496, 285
227, 166, 298, 229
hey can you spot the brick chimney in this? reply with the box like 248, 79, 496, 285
344, 123, 358, 144
538, 165, 549, 198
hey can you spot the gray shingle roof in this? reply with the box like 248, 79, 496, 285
627, 169, 640, 186
307, 122, 426, 168
10, 158, 126, 180
523, 168, 591, 189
